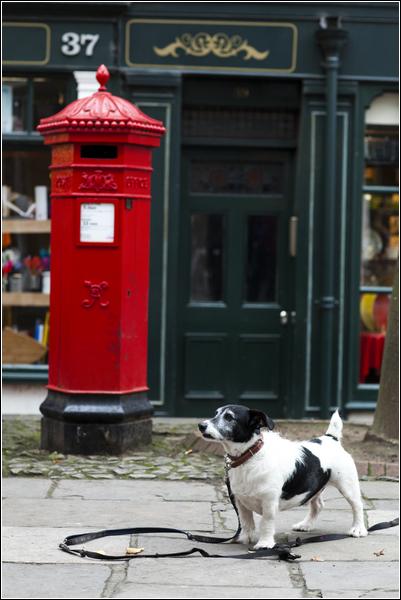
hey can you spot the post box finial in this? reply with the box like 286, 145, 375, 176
96, 64, 110, 91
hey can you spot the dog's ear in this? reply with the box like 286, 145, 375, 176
249, 409, 275, 432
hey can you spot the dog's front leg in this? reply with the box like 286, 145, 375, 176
253, 497, 278, 549
234, 499, 258, 545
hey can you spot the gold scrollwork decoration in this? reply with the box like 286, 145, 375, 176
154, 32, 269, 61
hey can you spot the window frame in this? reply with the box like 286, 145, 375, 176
345, 86, 399, 412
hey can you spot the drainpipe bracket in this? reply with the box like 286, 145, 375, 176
315, 296, 339, 310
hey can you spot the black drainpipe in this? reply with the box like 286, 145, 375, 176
315, 16, 348, 418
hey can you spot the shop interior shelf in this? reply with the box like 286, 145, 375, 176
2, 219, 51, 234
3, 292, 50, 307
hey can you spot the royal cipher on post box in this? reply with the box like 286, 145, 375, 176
37, 65, 165, 454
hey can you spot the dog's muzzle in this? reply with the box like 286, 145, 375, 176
198, 421, 215, 439
198, 422, 207, 434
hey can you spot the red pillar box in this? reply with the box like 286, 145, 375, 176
37, 66, 165, 454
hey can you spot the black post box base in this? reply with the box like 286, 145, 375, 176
40, 390, 153, 454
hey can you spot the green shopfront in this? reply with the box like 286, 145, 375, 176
2, 2, 398, 418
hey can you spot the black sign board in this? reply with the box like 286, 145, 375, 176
3, 22, 50, 65
125, 19, 297, 74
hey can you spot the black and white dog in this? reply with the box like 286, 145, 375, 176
198, 405, 367, 549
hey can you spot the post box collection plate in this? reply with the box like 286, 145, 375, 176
80, 202, 115, 243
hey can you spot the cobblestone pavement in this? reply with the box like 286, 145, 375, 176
2, 477, 399, 598
2, 417, 224, 481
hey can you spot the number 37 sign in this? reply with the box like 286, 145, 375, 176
56, 23, 113, 65
61, 32, 100, 57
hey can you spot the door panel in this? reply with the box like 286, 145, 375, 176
179, 148, 293, 417
238, 334, 280, 402
184, 333, 228, 401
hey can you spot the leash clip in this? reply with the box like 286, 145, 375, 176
224, 455, 232, 473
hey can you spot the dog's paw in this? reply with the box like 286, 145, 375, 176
292, 520, 313, 532
253, 538, 275, 550
348, 525, 368, 537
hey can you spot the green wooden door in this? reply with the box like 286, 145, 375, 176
178, 148, 294, 417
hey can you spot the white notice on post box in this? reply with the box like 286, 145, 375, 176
80, 203, 115, 243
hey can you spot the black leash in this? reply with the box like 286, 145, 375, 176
59, 477, 399, 562
60, 519, 399, 563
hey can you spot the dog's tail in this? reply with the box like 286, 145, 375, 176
325, 409, 343, 441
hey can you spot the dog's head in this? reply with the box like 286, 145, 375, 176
198, 404, 274, 444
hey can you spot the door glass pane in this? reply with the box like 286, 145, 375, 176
190, 160, 284, 194
246, 215, 277, 302
361, 192, 399, 286
364, 128, 399, 182
359, 291, 391, 383
190, 214, 223, 302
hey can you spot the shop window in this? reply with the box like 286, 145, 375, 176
2, 78, 28, 133
2, 74, 72, 378
2, 76, 68, 134
358, 93, 399, 384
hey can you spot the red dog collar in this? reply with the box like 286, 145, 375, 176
226, 438, 264, 469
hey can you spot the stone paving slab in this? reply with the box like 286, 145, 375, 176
2, 477, 52, 498
123, 556, 293, 587
301, 561, 398, 591
2, 563, 111, 599
360, 481, 400, 499
2, 527, 132, 564
52, 479, 218, 502
294, 534, 399, 562
2, 497, 214, 530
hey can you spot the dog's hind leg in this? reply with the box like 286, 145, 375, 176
292, 492, 325, 532
333, 477, 368, 537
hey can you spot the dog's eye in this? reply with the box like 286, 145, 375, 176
224, 413, 234, 422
